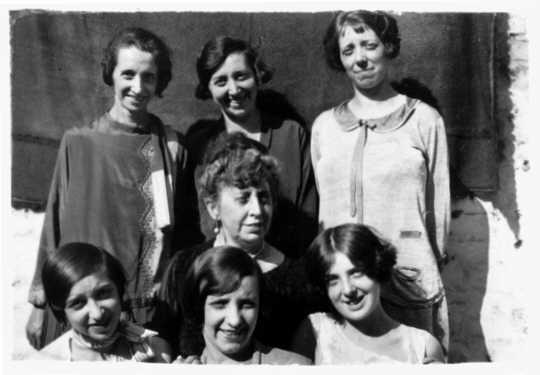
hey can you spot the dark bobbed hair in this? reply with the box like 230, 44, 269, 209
198, 132, 280, 206
306, 223, 396, 291
323, 10, 401, 71
41, 242, 126, 323
182, 246, 263, 327
195, 36, 273, 100
101, 27, 172, 97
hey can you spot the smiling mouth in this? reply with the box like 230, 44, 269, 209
220, 329, 247, 342
342, 294, 365, 307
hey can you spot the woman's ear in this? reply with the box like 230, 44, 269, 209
204, 197, 220, 221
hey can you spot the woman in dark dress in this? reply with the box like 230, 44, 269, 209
26, 27, 196, 349
157, 132, 325, 357
186, 36, 318, 258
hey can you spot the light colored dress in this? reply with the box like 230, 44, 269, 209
311, 97, 450, 304
201, 341, 311, 365
33, 322, 164, 362
308, 312, 439, 364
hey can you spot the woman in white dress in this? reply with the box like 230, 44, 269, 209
291, 224, 444, 364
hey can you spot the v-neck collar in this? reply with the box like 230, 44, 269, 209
333, 96, 419, 133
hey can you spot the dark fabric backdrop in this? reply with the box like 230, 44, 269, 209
11, 10, 500, 208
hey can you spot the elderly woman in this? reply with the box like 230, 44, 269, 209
291, 224, 444, 364
311, 10, 450, 350
157, 132, 325, 357
186, 36, 317, 258
178, 246, 311, 365
26, 27, 195, 349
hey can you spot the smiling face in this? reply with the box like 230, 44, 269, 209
203, 276, 259, 360
207, 183, 273, 253
326, 252, 381, 324
338, 24, 389, 92
208, 52, 258, 123
64, 271, 122, 343
111, 46, 158, 116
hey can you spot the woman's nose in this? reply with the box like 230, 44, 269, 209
227, 80, 241, 95
130, 76, 143, 93
225, 305, 242, 327
247, 196, 262, 215
341, 277, 355, 296
87, 299, 104, 321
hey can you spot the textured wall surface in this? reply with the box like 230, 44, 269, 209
442, 13, 529, 362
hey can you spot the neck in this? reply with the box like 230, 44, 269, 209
223, 110, 261, 136
345, 304, 398, 337
203, 340, 255, 364
215, 231, 265, 258
109, 105, 150, 129
71, 329, 120, 352
352, 79, 397, 104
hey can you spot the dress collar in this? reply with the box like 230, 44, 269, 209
333, 96, 419, 133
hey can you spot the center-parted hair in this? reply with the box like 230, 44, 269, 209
182, 246, 263, 326
306, 224, 396, 291
198, 132, 280, 205
101, 27, 172, 97
41, 242, 126, 323
323, 10, 401, 71
195, 36, 273, 100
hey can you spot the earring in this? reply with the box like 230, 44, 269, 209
213, 219, 221, 234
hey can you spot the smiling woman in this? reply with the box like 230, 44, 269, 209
179, 246, 311, 365
25, 27, 197, 351
186, 36, 318, 258
32, 243, 171, 362
291, 224, 444, 364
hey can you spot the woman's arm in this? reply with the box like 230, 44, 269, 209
418, 107, 451, 265
290, 318, 317, 362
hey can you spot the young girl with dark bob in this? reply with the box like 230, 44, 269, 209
34, 242, 171, 362
177, 246, 311, 365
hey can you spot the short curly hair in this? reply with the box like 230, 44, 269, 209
306, 223, 396, 291
101, 27, 172, 97
195, 36, 273, 100
323, 10, 401, 72
198, 132, 280, 206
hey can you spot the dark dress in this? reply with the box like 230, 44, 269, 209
154, 241, 328, 357
28, 113, 199, 348
185, 110, 318, 258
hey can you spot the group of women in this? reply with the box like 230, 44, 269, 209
26, 9, 450, 365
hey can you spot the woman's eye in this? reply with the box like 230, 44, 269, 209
212, 78, 226, 87
366, 43, 379, 50
209, 300, 227, 309
67, 298, 85, 310
342, 48, 353, 56
325, 276, 339, 287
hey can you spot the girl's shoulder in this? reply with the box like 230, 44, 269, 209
31, 330, 72, 361
257, 342, 312, 365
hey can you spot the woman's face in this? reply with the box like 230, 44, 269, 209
338, 24, 389, 92
326, 252, 381, 323
64, 271, 122, 343
208, 52, 258, 122
207, 183, 273, 252
111, 46, 158, 115
203, 276, 259, 359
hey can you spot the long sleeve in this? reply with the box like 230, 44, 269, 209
294, 125, 319, 255
419, 109, 450, 262
28, 135, 69, 307
170, 133, 204, 252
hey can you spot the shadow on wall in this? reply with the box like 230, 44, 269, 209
394, 77, 491, 362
